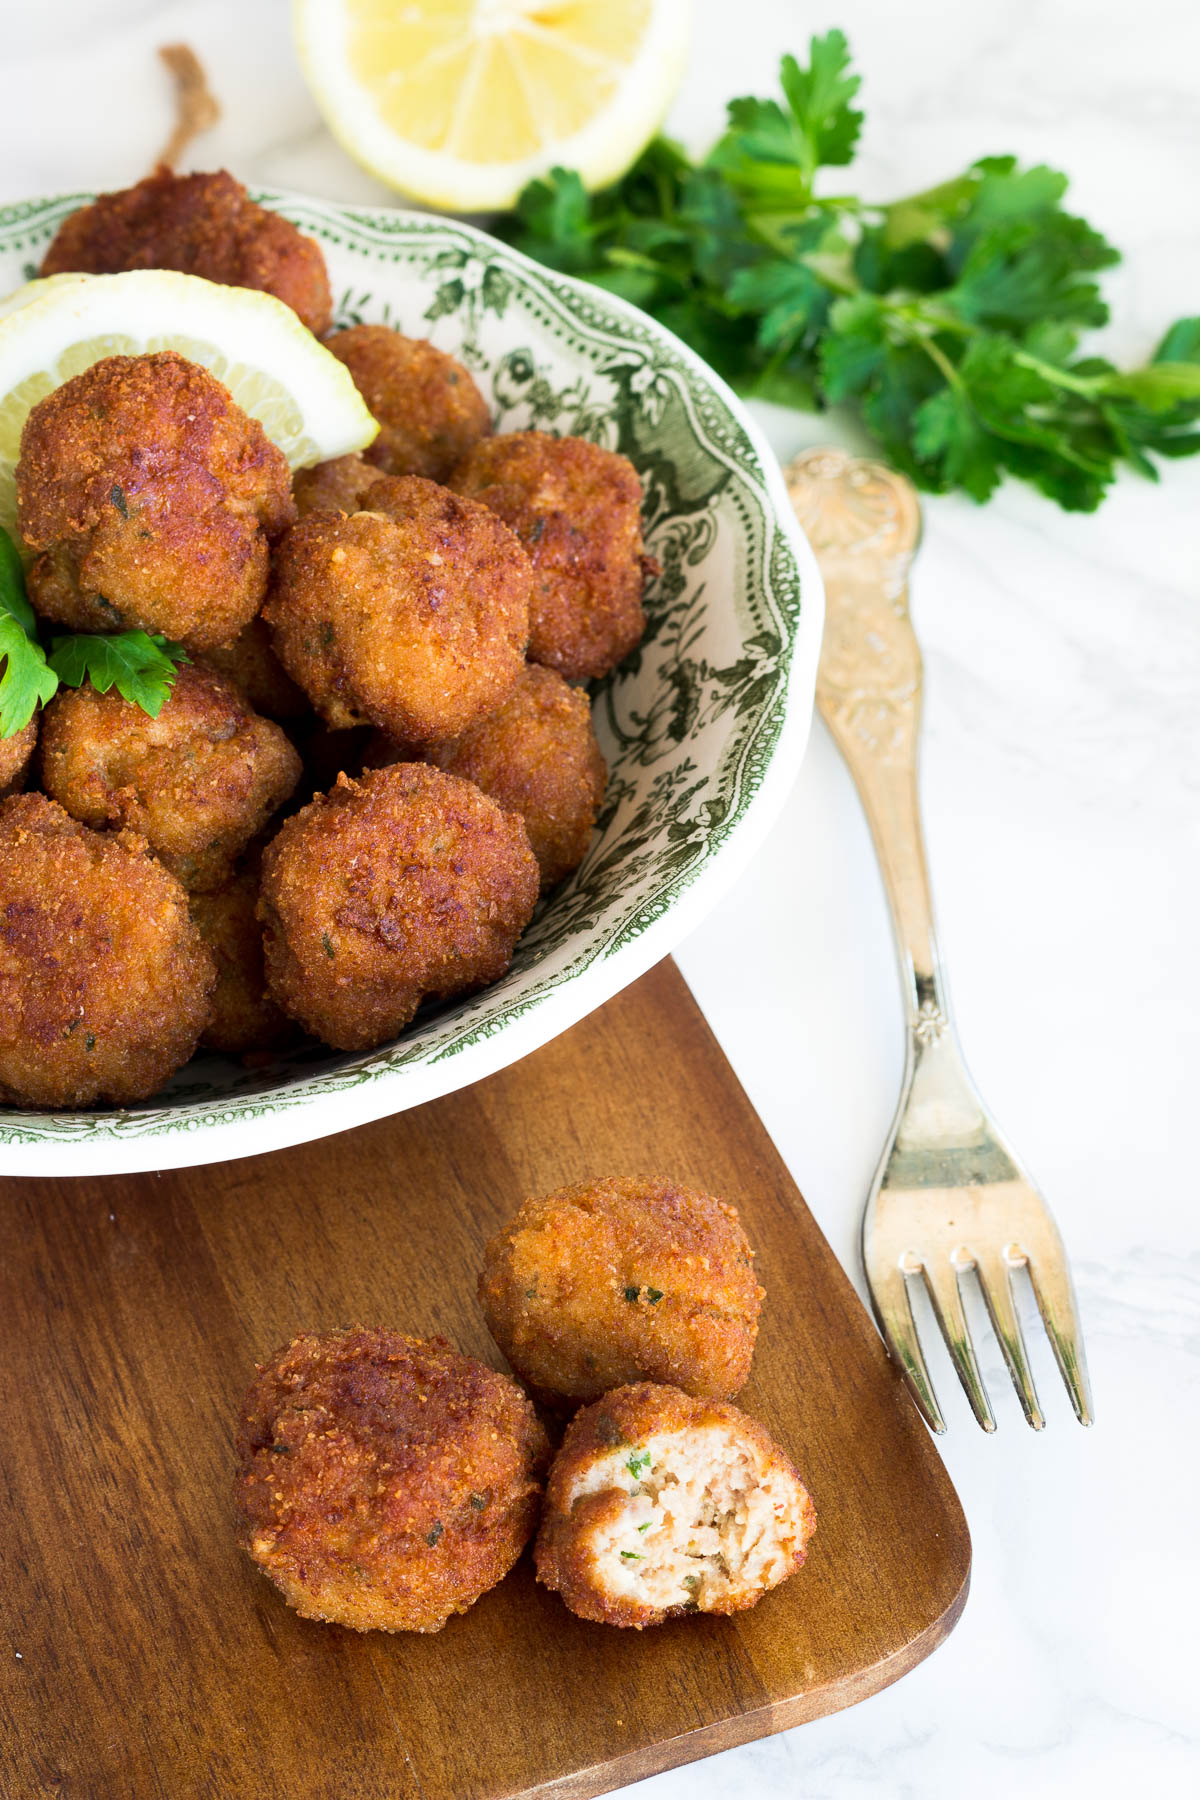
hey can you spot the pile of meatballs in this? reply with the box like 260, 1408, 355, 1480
235, 1175, 818, 1634
0, 170, 656, 1111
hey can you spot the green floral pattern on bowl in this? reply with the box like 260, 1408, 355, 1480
0, 193, 823, 1174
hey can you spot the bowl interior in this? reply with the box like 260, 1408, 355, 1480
0, 193, 816, 1162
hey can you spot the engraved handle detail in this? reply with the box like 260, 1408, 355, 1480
786, 449, 945, 1031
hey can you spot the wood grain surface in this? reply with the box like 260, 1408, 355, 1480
0, 958, 970, 1800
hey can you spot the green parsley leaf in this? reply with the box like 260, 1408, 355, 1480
626, 1450, 651, 1480
0, 529, 58, 738
48, 630, 189, 716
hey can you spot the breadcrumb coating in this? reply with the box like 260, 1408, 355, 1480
0, 717, 37, 798
189, 864, 296, 1056
324, 326, 491, 482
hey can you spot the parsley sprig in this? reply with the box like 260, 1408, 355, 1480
500, 31, 1200, 511
0, 527, 188, 739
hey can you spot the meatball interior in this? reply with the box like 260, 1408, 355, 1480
235, 1326, 549, 1633
479, 1175, 764, 1406
324, 325, 491, 482
535, 1384, 816, 1629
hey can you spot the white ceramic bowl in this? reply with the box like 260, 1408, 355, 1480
0, 192, 823, 1177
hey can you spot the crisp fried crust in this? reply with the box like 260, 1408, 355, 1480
39, 664, 302, 892
449, 431, 652, 681
197, 617, 309, 721
0, 718, 37, 798
324, 326, 491, 482
535, 1383, 817, 1628
17, 352, 296, 651
479, 1175, 764, 1407
0, 792, 214, 1107
264, 475, 530, 743
40, 168, 333, 335
258, 762, 539, 1052
189, 864, 296, 1056
292, 452, 390, 520
234, 1325, 549, 1633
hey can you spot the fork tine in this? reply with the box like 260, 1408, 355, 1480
976, 1253, 1045, 1429
869, 1268, 946, 1434
921, 1261, 996, 1432
1027, 1256, 1095, 1426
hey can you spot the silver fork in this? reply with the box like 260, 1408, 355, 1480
785, 448, 1093, 1433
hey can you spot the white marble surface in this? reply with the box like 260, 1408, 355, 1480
3, 2, 1198, 1796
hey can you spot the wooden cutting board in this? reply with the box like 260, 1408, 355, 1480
0, 958, 970, 1800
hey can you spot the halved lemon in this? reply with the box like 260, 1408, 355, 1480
293, 0, 692, 212
0, 269, 378, 542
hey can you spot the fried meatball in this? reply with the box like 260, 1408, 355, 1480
479, 1176, 763, 1408
258, 763, 539, 1052
0, 717, 37, 798
368, 664, 606, 892
39, 664, 302, 893
0, 792, 214, 1107
535, 1383, 816, 1628
293, 452, 388, 519
40, 168, 332, 335
197, 617, 309, 721
264, 476, 530, 743
449, 432, 652, 681
324, 326, 491, 482
190, 866, 295, 1055
234, 1326, 549, 1633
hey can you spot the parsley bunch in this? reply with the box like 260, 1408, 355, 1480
0, 527, 187, 739
501, 31, 1200, 511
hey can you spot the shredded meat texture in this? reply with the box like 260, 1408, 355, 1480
479, 1175, 764, 1407
324, 326, 492, 483
0, 792, 214, 1107
535, 1384, 816, 1628
38, 665, 302, 893
16, 352, 296, 652
189, 865, 296, 1056
292, 452, 390, 520
449, 431, 653, 681
264, 475, 530, 743
197, 617, 309, 722
0, 718, 37, 798
234, 1325, 549, 1633
367, 663, 606, 892
40, 167, 333, 335
257, 762, 539, 1053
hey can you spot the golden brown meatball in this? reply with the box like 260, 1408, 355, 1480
479, 1176, 763, 1408
258, 763, 539, 1052
292, 452, 388, 519
17, 352, 296, 652
0, 717, 37, 798
264, 476, 529, 744
324, 326, 491, 482
38, 664, 302, 893
368, 664, 606, 892
0, 792, 214, 1107
189, 866, 296, 1056
535, 1383, 816, 1628
234, 1326, 549, 1633
449, 432, 653, 681
197, 617, 309, 721
40, 168, 333, 336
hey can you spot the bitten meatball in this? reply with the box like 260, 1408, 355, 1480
197, 617, 309, 721
17, 353, 296, 652
449, 432, 654, 681
190, 865, 296, 1056
324, 326, 491, 482
367, 664, 606, 892
258, 763, 539, 1052
264, 476, 530, 743
0, 717, 37, 798
0, 792, 214, 1107
234, 1326, 549, 1633
292, 452, 388, 519
39, 664, 302, 892
535, 1384, 816, 1628
40, 168, 333, 335
479, 1176, 764, 1407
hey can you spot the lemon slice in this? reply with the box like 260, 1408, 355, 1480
0, 268, 378, 543
293, 0, 692, 212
